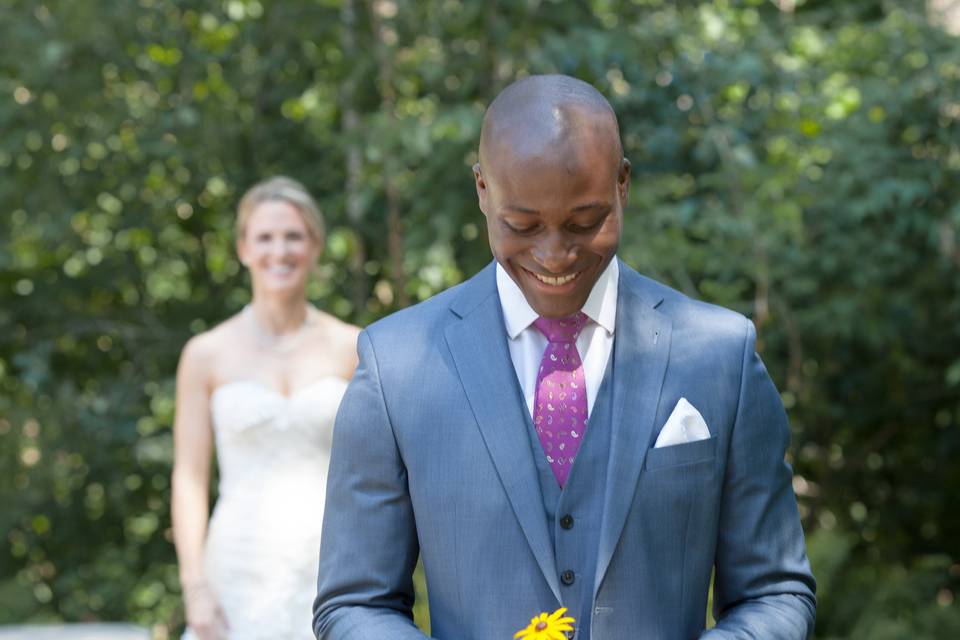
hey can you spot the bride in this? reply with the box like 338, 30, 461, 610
171, 176, 359, 640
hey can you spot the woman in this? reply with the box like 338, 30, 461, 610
171, 176, 359, 640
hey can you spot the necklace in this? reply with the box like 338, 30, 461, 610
244, 304, 315, 354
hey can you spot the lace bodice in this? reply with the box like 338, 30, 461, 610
209, 377, 347, 502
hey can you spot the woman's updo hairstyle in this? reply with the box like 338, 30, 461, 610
235, 176, 325, 246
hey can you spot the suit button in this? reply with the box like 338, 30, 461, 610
560, 514, 574, 530
561, 570, 575, 586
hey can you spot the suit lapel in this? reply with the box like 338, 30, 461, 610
444, 264, 563, 603
594, 263, 672, 593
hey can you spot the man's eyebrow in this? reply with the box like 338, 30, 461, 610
504, 204, 539, 214
571, 201, 611, 212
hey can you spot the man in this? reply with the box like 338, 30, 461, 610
314, 75, 816, 639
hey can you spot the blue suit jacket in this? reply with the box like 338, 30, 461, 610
314, 261, 815, 639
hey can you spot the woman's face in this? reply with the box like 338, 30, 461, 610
237, 200, 320, 295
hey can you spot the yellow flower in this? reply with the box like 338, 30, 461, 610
514, 607, 576, 640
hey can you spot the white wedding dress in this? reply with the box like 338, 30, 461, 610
184, 376, 348, 640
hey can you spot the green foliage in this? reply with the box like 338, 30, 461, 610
2, 0, 959, 636
809, 527, 960, 638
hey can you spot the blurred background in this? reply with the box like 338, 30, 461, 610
2, 0, 959, 637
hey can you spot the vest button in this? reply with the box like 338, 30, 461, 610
560, 514, 574, 530
561, 570, 576, 586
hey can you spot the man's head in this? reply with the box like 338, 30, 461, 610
474, 74, 630, 318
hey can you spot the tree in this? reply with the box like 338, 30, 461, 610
1, 0, 958, 636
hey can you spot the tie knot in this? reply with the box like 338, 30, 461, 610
533, 312, 589, 343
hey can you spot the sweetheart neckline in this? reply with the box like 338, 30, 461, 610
211, 376, 348, 402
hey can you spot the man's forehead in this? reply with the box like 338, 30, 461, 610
481, 108, 620, 180
488, 101, 609, 140
486, 107, 614, 155
480, 76, 622, 168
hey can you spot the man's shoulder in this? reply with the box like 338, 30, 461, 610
622, 265, 752, 346
363, 265, 493, 344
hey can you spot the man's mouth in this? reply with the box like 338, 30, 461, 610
527, 269, 581, 286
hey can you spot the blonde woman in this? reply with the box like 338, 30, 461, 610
172, 176, 359, 639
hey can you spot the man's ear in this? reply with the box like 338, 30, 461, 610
473, 162, 489, 217
617, 157, 631, 203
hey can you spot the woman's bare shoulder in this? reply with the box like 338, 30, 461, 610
316, 311, 360, 347
179, 313, 247, 369
305, 306, 354, 338
309, 310, 360, 373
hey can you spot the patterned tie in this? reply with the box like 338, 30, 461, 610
532, 312, 589, 488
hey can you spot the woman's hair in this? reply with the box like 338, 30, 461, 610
235, 176, 325, 245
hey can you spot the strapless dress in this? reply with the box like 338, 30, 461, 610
183, 377, 348, 640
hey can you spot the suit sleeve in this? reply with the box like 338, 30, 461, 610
701, 320, 817, 639
313, 330, 429, 639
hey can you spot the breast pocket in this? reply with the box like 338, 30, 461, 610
644, 436, 716, 471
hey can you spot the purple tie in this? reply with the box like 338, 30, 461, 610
532, 312, 589, 488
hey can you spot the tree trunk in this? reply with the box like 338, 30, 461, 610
368, 0, 409, 308
339, 0, 369, 314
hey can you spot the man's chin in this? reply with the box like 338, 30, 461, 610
523, 291, 591, 318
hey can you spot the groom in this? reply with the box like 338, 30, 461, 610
314, 75, 815, 639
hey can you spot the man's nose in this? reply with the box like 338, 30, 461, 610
531, 233, 575, 273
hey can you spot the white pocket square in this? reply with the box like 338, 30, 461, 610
654, 397, 711, 448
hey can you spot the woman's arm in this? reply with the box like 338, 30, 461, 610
171, 336, 228, 639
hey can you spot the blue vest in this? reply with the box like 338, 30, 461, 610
523, 353, 615, 640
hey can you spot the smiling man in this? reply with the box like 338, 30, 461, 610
314, 75, 816, 640
476, 79, 627, 320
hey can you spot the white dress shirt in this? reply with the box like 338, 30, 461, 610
496, 258, 619, 419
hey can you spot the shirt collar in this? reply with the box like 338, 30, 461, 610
496, 258, 619, 339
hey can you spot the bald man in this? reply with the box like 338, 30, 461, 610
314, 75, 815, 640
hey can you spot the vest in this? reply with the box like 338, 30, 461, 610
523, 351, 615, 640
